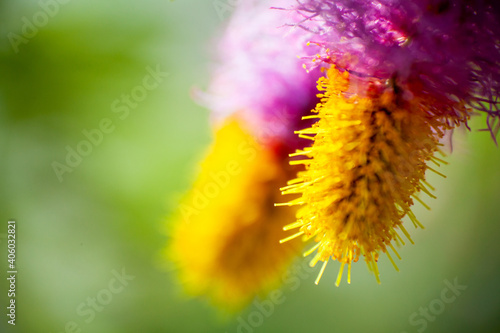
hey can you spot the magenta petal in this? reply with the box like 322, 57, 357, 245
202, 0, 322, 152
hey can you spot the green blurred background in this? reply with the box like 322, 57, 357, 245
0, 0, 499, 332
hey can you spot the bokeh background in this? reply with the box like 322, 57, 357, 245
0, 0, 499, 332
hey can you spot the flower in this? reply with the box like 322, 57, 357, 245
277, 0, 499, 284
168, 0, 322, 309
168, 118, 301, 309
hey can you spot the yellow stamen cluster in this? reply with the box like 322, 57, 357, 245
169, 118, 301, 309
278, 67, 463, 285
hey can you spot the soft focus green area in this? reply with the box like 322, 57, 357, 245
0, 1, 499, 332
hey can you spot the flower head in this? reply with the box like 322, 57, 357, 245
169, 118, 301, 309
271, 0, 500, 284
168, 0, 325, 309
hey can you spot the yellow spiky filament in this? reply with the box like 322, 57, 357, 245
278, 66, 465, 285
